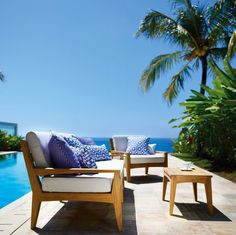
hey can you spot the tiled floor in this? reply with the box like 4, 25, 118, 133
0, 155, 236, 235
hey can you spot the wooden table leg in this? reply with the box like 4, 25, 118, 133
193, 182, 198, 201
162, 175, 168, 201
204, 178, 213, 215
169, 177, 177, 215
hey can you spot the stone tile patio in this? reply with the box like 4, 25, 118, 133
0, 155, 235, 235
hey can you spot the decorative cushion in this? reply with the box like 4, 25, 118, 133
64, 135, 83, 148
148, 144, 157, 154
73, 147, 97, 169
126, 136, 150, 155
84, 144, 111, 161
76, 137, 96, 145
64, 136, 97, 169
48, 134, 81, 168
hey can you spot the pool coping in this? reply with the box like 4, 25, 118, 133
0, 151, 18, 156
0, 192, 32, 216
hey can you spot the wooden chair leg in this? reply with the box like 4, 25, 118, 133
121, 171, 124, 203
31, 195, 41, 229
113, 173, 123, 231
126, 166, 131, 182
145, 167, 149, 174
113, 198, 122, 232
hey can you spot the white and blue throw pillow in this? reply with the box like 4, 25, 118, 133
148, 144, 157, 154
49, 134, 82, 168
126, 136, 150, 155
84, 144, 111, 161
76, 137, 96, 145
73, 147, 97, 169
49, 134, 97, 169
64, 135, 83, 148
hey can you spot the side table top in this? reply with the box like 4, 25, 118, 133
164, 167, 212, 177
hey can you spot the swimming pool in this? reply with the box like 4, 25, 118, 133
0, 138, 173, 209
0, 152, 31, 208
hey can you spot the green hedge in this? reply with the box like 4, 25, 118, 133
0, 130, 23, 151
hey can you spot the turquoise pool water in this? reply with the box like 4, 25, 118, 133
0, 138, 173, 209
0, 152, 31, 208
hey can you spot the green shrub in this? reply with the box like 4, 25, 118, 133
172, 128, 195, 154
0, 130, 23, 151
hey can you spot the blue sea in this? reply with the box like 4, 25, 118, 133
0, 138, 173, 208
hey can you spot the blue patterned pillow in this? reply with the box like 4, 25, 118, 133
64, 135, 96, 146
49, 134, 81, 168
64, 135, 83, 148
84, 144, 111, 161
126, 136, 150, 155
76, 137, 96, 145
73, 146, 97, 169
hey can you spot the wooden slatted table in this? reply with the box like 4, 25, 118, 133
162, 167, 213, 215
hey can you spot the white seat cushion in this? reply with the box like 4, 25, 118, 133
130, 153, 165, 164
41, 159, 124, 193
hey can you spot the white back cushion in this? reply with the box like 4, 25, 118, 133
26, 131, 53, 167
112, 135, 129, 151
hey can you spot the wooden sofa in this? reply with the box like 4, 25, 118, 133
110, 135, 168, 182
21, 131, 124, 231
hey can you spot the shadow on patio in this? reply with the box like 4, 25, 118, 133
173, 202, 232, 222
34, 188, 137, 235
127, 174, 163, 184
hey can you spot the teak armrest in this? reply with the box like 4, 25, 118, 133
34, 168, 121, 176
110, 150, 130, 155
110, 150, 130, 160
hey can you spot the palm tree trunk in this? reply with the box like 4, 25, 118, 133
200, 56, 207, 94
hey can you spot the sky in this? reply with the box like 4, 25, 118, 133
0, 0, 216, 138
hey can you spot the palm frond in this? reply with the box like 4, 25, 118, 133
209, 57, 235, 87
192, 58, 200, 70
223, 31, 236, 78
163, 62, 192, 103
209, 47, 227, 60
0, 72, 4, 81
136, 10, 198, 48
176, 5, 210, 47
139, 51, 183, 92
171, 0, 191, 10
206, 0, 236, 46
227, 30, 236, 59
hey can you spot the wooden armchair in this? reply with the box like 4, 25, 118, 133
21, 131, 124, 231
110, 136, 168, 182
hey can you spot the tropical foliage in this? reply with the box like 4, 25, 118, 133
171, 31, 236, 170
0, 130, 22, 151
136, 0, 236, 103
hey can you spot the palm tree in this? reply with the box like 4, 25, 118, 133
136, 0, 236, 103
